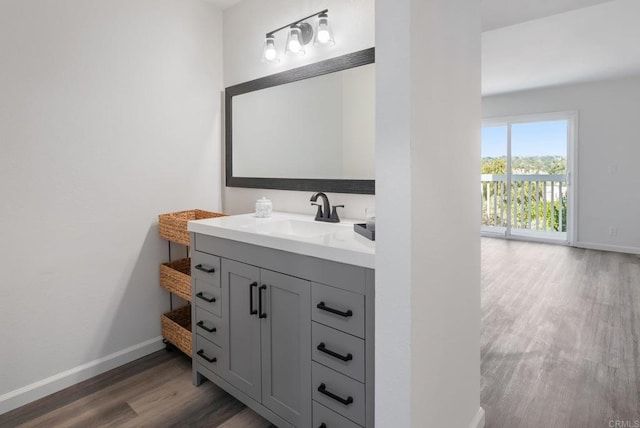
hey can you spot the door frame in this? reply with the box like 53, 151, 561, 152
482, 110, 578, 245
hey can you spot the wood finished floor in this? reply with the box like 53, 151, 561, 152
481, 238, 640, 428
0, 349, 274, 428
1, 239, 638, 427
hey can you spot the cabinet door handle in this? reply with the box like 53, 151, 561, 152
317, 302, 353, 318
195, 264, 216, 273
317, 343, 353, 362
249, 282, 258, 315
317, 383, 353, 406
258, 285, 267, 319
196, 349, 217, 363
196, 292, 216, 303
196, 320, 216, 333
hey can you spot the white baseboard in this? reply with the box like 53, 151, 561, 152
574, 241, 640, 255
469, 407, 486, 428
0, 336, 164, 415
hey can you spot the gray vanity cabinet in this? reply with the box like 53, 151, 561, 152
220, 259, 311, 427
259, 269, 311, 426
191, 232, 374, 428
220, 260, 261, 401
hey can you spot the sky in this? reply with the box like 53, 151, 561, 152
482, 120, 568, 158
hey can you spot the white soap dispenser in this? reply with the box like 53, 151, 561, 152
255, 197, 272, 218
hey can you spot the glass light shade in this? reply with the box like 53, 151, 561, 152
261, 35, 279, 64
314, 14, 335, 46
285, 26, 305, 56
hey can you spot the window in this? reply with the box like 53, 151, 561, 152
481, 112, 576, 243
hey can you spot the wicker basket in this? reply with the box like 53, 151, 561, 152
161, 305, 192, 357
160, 258, 191, 301
158, 210, 226, 246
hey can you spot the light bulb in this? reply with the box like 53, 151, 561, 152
285, 26, 305, 55
313, 13, 335, 47
288, 38, 302, 53
261, 34, 279, 64
265, 46, 277, 60
317, 29, 330, 44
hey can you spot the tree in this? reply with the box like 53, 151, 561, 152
481, 157, 506, 174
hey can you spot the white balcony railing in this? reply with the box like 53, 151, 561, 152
481, 174, 567, 233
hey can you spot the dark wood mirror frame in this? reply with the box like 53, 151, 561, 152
225, 47, 375, 195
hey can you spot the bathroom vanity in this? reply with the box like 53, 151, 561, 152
187, 213, 375, 428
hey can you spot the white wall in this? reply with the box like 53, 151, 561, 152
377, 0, 483, 426
222, 0, 375, 219
0, 0, 223, 413
483, 75, 640, 254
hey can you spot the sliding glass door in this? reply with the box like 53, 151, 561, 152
481, 113, 576, 243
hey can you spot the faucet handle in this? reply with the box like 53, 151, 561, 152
311, 202, 324, 221
330, 205, 344, 223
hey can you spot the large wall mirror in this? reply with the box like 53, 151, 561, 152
225, 48, 375, 194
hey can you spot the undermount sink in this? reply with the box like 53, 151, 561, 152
239, 218, 350, 239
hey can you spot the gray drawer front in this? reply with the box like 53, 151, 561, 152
312, 283, 365, 339
194, 278, 221, 315
195, 335, 224, 376
194, 307, 222, 346
312, 362, 365, 426
195, 233, 366, 294
313, 401, 362, 428
192, 251, 221, 285
312, 322, 365, 382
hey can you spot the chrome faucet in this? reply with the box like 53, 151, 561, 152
310, 192, 344, 223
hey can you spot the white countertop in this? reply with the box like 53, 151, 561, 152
188, 212, 375, 269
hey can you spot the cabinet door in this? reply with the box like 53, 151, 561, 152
221, 259, 261, 402
260, 269, 311, 427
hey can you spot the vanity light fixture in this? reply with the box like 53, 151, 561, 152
261, 9, 334, 63
314, 12, 335, 46
262, 34, 279, 63
285, 24, 307, 56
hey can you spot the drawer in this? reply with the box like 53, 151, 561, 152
312, 283, 365, 339
195, 335, 224, 376
312, 362, 365, 426
194, 277, 222, 315
192, 251, 221, 286
312, 322, 365, 382
313, 401, 362, 428
194, 306, 222, 346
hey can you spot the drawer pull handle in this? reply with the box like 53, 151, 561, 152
196, 292, 216, 303
249, 282, 258, 315
195, 264, 216, 273
259, 285, 267, 319
317, 302, 353, 318
197, 349, 217, 363
196, 321, 216, 333
317, 343, 353, 362
318, 383, 353, 406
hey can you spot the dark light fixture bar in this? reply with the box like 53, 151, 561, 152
262, 9, 334, 63
265, 9, 328, 37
